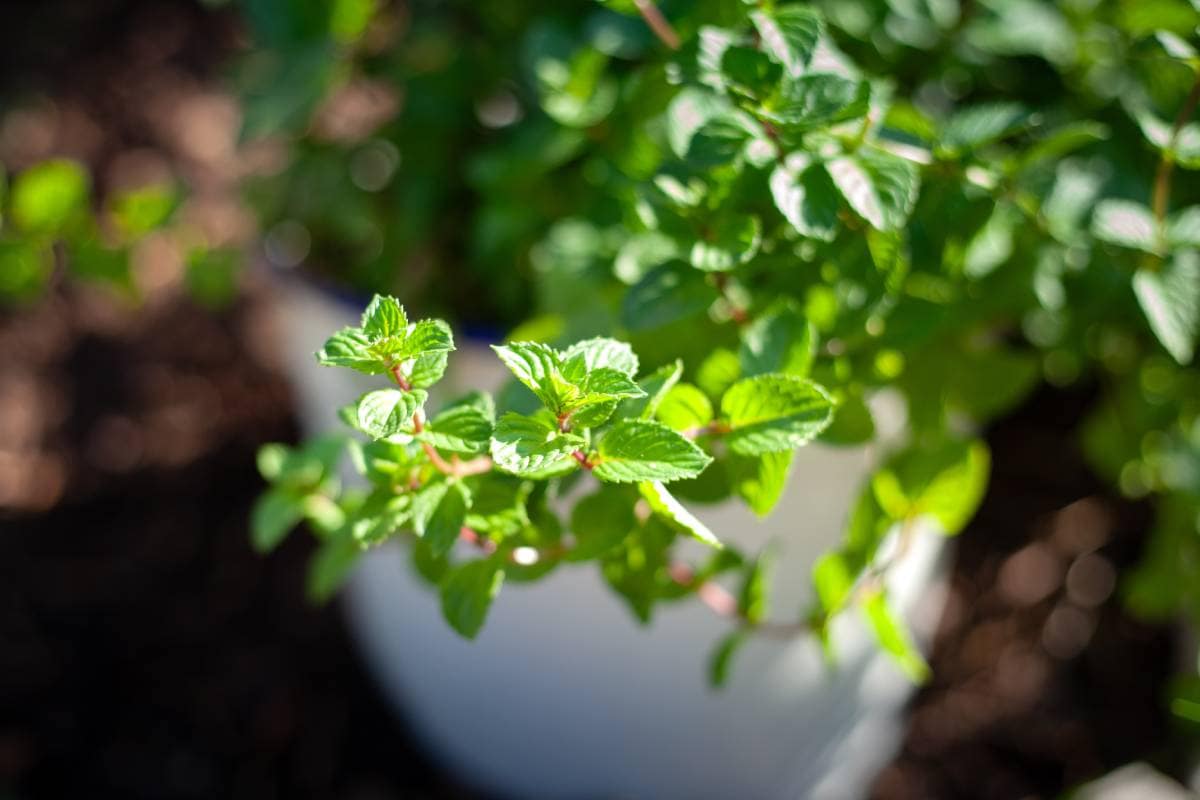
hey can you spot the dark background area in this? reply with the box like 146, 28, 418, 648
0, 1, 1186, 798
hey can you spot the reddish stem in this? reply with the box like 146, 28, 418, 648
634, 0, 680, 50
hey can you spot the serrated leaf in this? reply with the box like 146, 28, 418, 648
739, 302, 815, 377
594, 420, 713, 483
656, 383, 714, 432
401, 319, 456, 357
751, 6, 822, 76
360, 294, 407, 339
1134, 251, 1200, 364
828, 147, 920, 231
862, 590, 929, 683
426, 481, 471, 558
758, 73, 870, 130
721, 374, 835, 455
581, 367, 647, 400
685, 110, 761, 168
420, 404, 494, 454
709, 630, 747, 688
492, 341, 574, 411
939, 102, 1031, 155
251, 488, 303, 553
568, 485, 636, 561
689, 214, 762, 272
356, 388, 427, 439
1092, 199, 1161, 253
317, 327, 387, 374
731, 450, 793, 516
440, 558, 505, 640
638, 480, 722, 548
770, 157, 840, 241
409, 350, 449, 388
560, 337, 639, 377
490, 413, 583, 477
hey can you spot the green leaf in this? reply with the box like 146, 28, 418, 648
360, 294, 407, 339
739, 302, 815, 377
828, 147, 920, 232
939, 102, 1031, 155
440, 558, 505, 640
251, 488, 304, 553
689, 214, 762, 272
568, 485, 636, 561
464, 474, 532, 536
426, 481, 471, 558
862, 590, 929, 683
656, 383, 714, 432
685, 110, 761, 168
402, 319, 455, 357
963, 203, 1017, 279
820, 393, 876, 445
666, 88, 729, 160
758, 73, 870, 130
1092, 199, 1161, 253
492, 341, 574, 411
11, 159, 89, 234
490, 413, 584, 477
1134, 251, 1200, 364
638, 480, 723, 548
738, 548, 775, 624
317, 327, 387, 374
696, 348, 741, 399
420, 404, 494, 454
307, 534, 361, 603
356, 388, 427, 439
621, 360, 683, 420
731, 450, 793, 516
751, 6, 822, 76
812, 550, 854, 614
721, 374, 836, 455
410, 481, 449, 536
872, 439, 990, 534
348, 493, 413, 545
409, 351, 450, 388
709, 630, 748, 688
1168, 207, 1200, 248
560, 337, 639, 377
594, 420, 713, 483
622, 262, 716, 331
770, 158, 840, 241
581, 367, 647, 401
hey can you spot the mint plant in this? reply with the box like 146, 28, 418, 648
253, 0, 1200, 693
256, 293, 982, 683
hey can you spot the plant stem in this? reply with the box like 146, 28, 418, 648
389, 364, 493, 478
572, 450, 594, 470
635, 0, 681, 50
1153, 74, 1200, 225
682, 420, 731, 440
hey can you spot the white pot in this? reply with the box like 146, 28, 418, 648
271, 275, 951, 800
